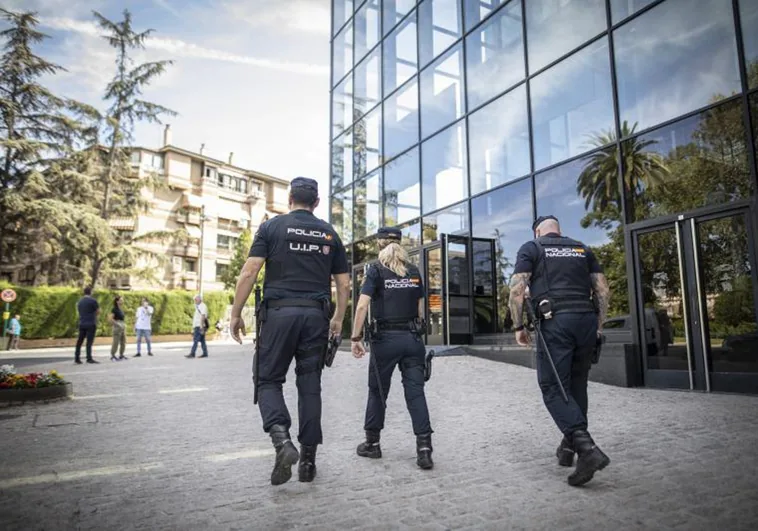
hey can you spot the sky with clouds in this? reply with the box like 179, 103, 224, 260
2, 0, 333, 216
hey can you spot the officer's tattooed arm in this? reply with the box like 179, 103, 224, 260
331, 273, 350, 336
508, 273, 531, 329
590, 272, 611, 331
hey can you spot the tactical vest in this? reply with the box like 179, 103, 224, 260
528, 236, 595, 313
370, 263, 423, 325
263, 212, 338, 297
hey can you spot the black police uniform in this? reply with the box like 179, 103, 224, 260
513, 215, 610, 486
249, 177, 348, 485
356, 227, 434, 470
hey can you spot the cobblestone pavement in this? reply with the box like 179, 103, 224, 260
1, 344, 758, 531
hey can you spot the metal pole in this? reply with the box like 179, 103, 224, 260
2, 302, 8, 351
198, 204, 205, 295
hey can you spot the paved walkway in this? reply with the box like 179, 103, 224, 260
1, 345, 758, 530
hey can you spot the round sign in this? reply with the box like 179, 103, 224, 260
1, 289, 16, 303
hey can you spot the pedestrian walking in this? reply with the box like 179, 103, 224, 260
74, 286, 100, 364
509, 215, 612, 486
110, 296, 127, 361
350, 227, 434, 470
186, 294, 209, 358
7, 314, 21, 350
134, 298, 154, 357
229, 176, 350, 486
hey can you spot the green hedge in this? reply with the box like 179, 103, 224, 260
0, 283, 232, 339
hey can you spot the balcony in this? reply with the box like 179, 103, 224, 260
172, 243, 200, 258
248, 189, 265, 201
267, 199, 288, 214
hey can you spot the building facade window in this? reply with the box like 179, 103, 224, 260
333, 21, 353, 87
420, 42, 464, 140
383, 0, 415, 36
421, 120, 467, 214
383, 12, 418, 96
354, 0, 380, 65
384, 78, 419, 160
384, 146, 420, 225
418, 0, 462, 69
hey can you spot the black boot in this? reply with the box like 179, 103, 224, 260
356, 430, 382, 459
556, 436, 575, 467
568, 430, 610, 487
298, 445, 317, 483
416, 433, 433, 470
269, 425, 299, 486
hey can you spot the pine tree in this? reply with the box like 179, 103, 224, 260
221, 228, 264, 294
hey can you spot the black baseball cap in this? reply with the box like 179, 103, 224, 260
532, 215, 558, 231
290, 177, 319, 193
376, 226, 402, 241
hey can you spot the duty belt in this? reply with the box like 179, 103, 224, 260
377, 320, 416, 331
267, 298, 324, 309
551, 298, 595, 313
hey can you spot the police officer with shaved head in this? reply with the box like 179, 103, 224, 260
230, 177, 350, 486
509, 215, 612, 486
350, 227, 434, 470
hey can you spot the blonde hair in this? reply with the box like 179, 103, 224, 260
377, 239, 409, 277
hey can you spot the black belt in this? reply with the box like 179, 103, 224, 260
267, 298, 324, 309
552, 298, 595, 312
377, 320, 415, 331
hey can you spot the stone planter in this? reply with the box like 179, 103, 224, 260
0, 382, 73, 406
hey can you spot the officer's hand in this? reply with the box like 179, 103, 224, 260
230, 317, 246, 344
329, 317, 343, 338
515, 329, 531, 347
352, 340, 366, 358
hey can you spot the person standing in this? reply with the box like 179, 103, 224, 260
7, 314, 21, 350
186, 294, 209, 359
75, 286, 100, 364
509, 215, 611, 486
350, 227, 434, 470
134, 298, 154, 357
230, 177, 350, 486
110, 296, 127, 361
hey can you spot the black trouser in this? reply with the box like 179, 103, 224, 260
256, 305, 328, 446
365, 330, 432, 436
535, 312, 597, 436
75, 325, 97, 362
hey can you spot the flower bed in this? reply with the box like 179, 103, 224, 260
0, 365, 72, 405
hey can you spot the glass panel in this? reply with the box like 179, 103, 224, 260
426, 246, 444, 342
740, 0, 758, 89
474, 297, 496, 334
384, 79, 419, 160
353, 105, 382, 178
331, 185, 354, 243
464, 0, 509, 30
468, 84, 530, 195
397, 219, 422, 248
333, 21, 353, 87
472, 240, 494, 297
614, 0, 741, 133
530, 37, 615, 171
422, 201, 469, 243
698, 215, 758, 373
384, 147, 420, 225
383, 13, 418, 96
626, 100, 752, 223
526, 0, 606, 74
355, 238, 380, 263
384, 0, 416, 35
333, 0, 353, 36
447, 241, 469, 295
331, 130, 353, 190
418, 0, 463, 68
332, 74, 353, 138
449, 296, 470, 339
637, 228, 690, 370
610, 0, 657, 23
354, 48, 381, 122
354, 0, 381, 65
354, 170, 382, 241
421, 121, 468, 214
420, 43, 464, 139
465, 0, 525, 110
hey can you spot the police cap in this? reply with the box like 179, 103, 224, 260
376, 226, 402, 241
290, 177, 319, 193
532, 215, 558, 231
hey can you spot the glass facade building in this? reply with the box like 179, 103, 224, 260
330, 0, 758, 394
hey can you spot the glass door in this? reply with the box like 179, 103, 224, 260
444, 234, 472, 344
424, 245, 444, 345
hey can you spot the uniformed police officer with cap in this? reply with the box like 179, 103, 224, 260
230, 176, 350, 486
350, 226, 434, 470
508, 215, 612, 486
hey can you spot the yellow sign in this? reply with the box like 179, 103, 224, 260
2, 312, 9, 321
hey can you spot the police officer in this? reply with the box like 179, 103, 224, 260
508, 215, 612, 486
350, 227, 434, 470
230, 177, 350, 486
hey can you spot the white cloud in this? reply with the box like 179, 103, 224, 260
220, 0, 331, 36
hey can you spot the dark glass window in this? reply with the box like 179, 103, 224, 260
421, 121, 468, 214
614, 0, 741, 133
354, 170, 382, 241
333, 0, 353, 36
383, 12, 418, 96
383, 0, 416, 35
353, 105, 382, 179
333, 21, 353, 87
468, 84, 530, 196
530, 37, 614, 171
331, 130, 353, 190
740, 0, 758, 89
420, 42, 464, 139
354, 237, 380, 263
332, 73, 353, 139
418, 0, 462, 68
464, 0, 510, 30
422, 201, 469, 243
626, 100, 753, 222
610, 0, 657, 23
465, 0, 524, 111
526, 0, 606, 74
354, 0, 381, 65
384, 147, 421, 225
396, 218, 421, 248
331, 185, 353, 243
384, 79, 419, 160
354, 47, 382, 121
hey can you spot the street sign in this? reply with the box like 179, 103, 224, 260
1, 312, 8, 321
0, 289, 16, 303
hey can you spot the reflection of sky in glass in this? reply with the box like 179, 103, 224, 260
397, 219, 421, 248
471, 177, 533, 280
331, 130, 353, 189
530, 38, 614, 170
420, 44, 463, 139
614, 0, 741, 133
354, 48, 382, 120
333, 0, 353, 36
384, 147, 420, 224
354, 170, 382, 240
739, 0, 758, 89
465, 0, 524, 110
384, 79, 419, 160
332, 74, 353, 138
421, 121, 468, 214
526, 0, 606, 74
354, 0, 381, 64
610, 0, 656, 23
384, 0, 417, 35
384, 13, 418, 95
468, 84, 530, 195
464, 0, 508, 30
419, 0, 462, 68
423, 201, 469, 243
333, 22, 353, 87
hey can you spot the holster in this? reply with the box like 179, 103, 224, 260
423, 350, 435, 382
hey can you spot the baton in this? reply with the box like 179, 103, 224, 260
525, 297, 569, 404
